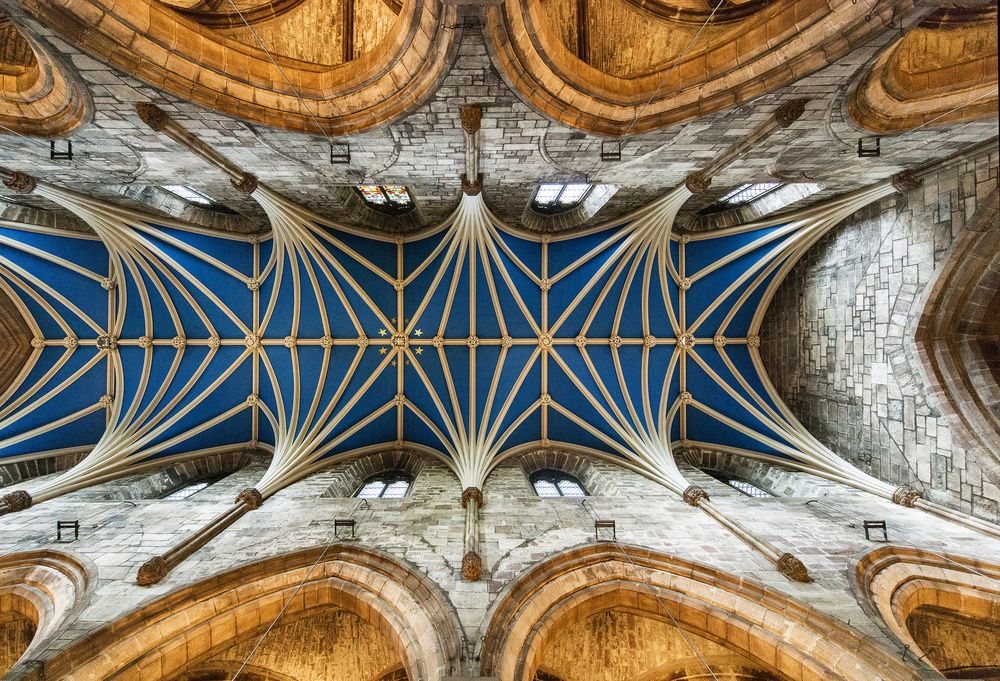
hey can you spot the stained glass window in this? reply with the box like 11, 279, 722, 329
358, 185, 388, 205
162, 185, 214, 206
164, 481, 210, 499
532, 184, 591, 211
356, 185, 413, 211
530, 470, 587, 497
355, 471, 413, 499
719, 183, 782, 205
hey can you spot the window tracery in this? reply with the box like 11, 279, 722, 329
531, 184, 591, 212
355, 471, 413, 498
530, 469, 586, 497
356, 185, 414, 213
163, 481, 211, 500
162, 185, 216, 207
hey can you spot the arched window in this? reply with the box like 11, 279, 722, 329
163, 481, 211, 500
530, 470, 586, 497
356, 185, 414, 213
717, 182, 782, 206
355, 471, 413, 499
531, 184, 591, 213
162, 185, 216, 207
706, 471, 772, 498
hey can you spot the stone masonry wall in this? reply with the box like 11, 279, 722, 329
2, 452, 1000, 677
761, 144, 1000, 522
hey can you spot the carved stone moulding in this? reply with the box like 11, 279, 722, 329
235, 487, 264, 509
136, 102, 170, 132
461, 106, 482, 135
892, 486, 922, 507
462, 550, 482, 581
461, 486, 484, 508
682, 485, 709, 506
2, 171, 38, 194
136, 555, 169, 586
1, 490, 32, 512
461, 172, 484, 196
777, 552, 810, 582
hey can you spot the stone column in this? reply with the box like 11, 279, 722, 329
685, 99, 808, 194
460, 105, 483, 196
136, 488, 264, 585
461, 486, 483, 581
135, 102, 258, 196
683, 485, 810, 582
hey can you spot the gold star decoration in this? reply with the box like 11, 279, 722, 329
378, 329, 387, 337
414, 329, 423, 337
415, 347, 423, 354
391, 360, 396, 367
379, 347, 387, 354
391, 318, 396, 324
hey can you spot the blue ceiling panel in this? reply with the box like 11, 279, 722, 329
547, 226, 623, 276
323, 408, 397, 460
320, 226, 396, 277
403, 407, 450, 458
684, 406, 793, 460
443, 251, 472, 338
493, 228, 541, 276
495, 407, 541, 454
547, 409, 622, 460
143, 224, 253, 275
475, 256, 503, 339
144, 406, 253, 461
0, 409, 105, 459
442, 345, 471, 430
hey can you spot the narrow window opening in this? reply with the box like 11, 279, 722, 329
162, 185, 215, 207
163, 481, 210, 500
531, 183, 591, 213
530, 469, 587, 497
718, 182, 782, 206
355, 471, 413, 499
706, 471, 773, 498
356, 185, 414, 214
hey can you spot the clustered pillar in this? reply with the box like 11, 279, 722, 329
461, 486, 484, 581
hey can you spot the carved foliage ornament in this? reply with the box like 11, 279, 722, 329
891, 170, 922, 193
236, 487, 264, 509
461, 486, 484, 509
3, 171, 38, 194
1, 490, 32, 512
461, 106, 482, 134
777, 552, 810, 582
461, 172, 484, 196
462, 551, 482, 581
136, 102, 169, 132
231, 172, 259, 195
682, 485, 709, 506
136, 556, 168, 586
685, 171, 711, 193
893, 486, 922, 507
774, 99, 808, 128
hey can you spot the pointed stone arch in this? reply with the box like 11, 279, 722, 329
481, 543, 927, 681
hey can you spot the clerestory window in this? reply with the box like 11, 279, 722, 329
162, 185, 215, 207
356, 185, 414, 214
355, 471, 413, 499
718, 183, 782, 206
707, 471, 773, 498
531, 183, 591, 213
530, 469, 587, 497
163, 481, 211, 500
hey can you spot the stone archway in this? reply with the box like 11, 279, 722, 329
482, 544, 927, 681
0, 549, 96, 678
38, 545, 461, 680
853, 545, 1000, 680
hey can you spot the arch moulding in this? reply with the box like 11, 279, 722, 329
481, 543, 936, 681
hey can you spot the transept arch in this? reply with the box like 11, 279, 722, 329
37, 545, 462, 680
485, 0, 908, 136
481, 543, 928, 681
10, 0, 458, 136
0, 549, 96, 679
847, 4, 998, 133
852, 545, 1000, 679
0, 9, 92, 137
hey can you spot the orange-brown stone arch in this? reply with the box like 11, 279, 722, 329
848, 4, 998, 133
481, 543, 928, 681
0, 10, 92, 137
852, 545, 1000, 679
13, 0, 457, 136
485, 0, 912, 136
38, 545, 461, 681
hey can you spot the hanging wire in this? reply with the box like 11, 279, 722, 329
581, 500, 721, 681
885, 88, 998, 143
224, 0, 333, 144
229, 498, 373, 681
619, 0, 728, 141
